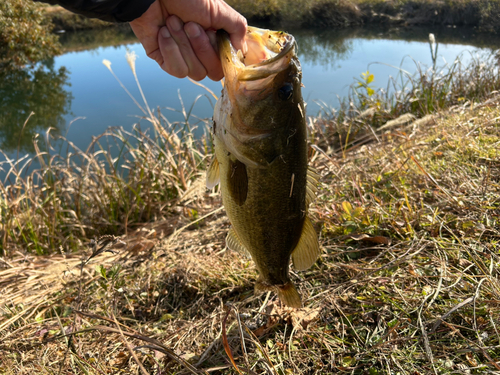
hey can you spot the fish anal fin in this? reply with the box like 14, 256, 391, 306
255, 279, 302, 308
226, 227, 250, 257
228, 159, 248, 206
206, 156, 220, 189
306, 185, 315, 207
292, 216, 320, 271
307, 166, 320, 183
306, 166, 319, 206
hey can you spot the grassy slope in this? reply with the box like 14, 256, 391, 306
40, 0, 500, 32
1, 95, 499, 373
2, 2, 500, 372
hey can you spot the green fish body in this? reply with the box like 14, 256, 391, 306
207, 27, 319, 307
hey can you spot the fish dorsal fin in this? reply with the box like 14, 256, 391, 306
226, 227, 250, 257
228, 159, 248, 206
306, 166, 319, 206
292, 216, 320, 271
206, 155, 220, 189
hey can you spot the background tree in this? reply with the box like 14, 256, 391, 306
0, 0, 60, 68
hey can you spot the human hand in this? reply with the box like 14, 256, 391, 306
129, 0, 247, 81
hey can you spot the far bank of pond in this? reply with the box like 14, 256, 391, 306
43, 0, 500, 34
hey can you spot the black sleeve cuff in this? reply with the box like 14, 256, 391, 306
112, 0, 155, 22
34, 0, 156, 23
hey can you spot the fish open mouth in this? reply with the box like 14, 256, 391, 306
218, 27, 297, 82
214, 26, 302, 166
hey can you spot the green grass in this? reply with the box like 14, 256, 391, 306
313, 41, 500, 154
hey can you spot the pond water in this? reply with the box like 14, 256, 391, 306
1, 25, 499, 174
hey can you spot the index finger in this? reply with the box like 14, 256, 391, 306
184, 23, 223, 81
211, 0, 248, 54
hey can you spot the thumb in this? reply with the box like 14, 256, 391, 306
212, 1, 248, 54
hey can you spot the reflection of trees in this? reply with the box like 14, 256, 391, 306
293, 28, 354, 68
58, 26, 137, 53
291, 25, 500, 69
0, 61, 72, 153
334, 25, 500, 49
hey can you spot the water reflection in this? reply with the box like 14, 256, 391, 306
288, 25, 500, 67
55, 25, 500, 70
292, 28, 355, 68
2, 24, 498, 157
0, 61, 72, 153
58, 25, 137, 53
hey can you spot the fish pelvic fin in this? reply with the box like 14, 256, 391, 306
255, 279, 302, 308
206, 155, 220, 189
292, 216, 320, 271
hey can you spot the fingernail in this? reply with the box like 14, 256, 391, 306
160, 27, 170, 38
168, 16, 183, 32
185, 22, 201, 39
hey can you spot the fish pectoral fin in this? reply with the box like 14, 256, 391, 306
206, 155, 220, 189
255, 279, 302, 308
228, 159, 248, 206
306, 166, 320, 206
226, 227, 250, 257
292, 216, 320, 271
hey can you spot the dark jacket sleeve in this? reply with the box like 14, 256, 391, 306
34, 0, 155, 23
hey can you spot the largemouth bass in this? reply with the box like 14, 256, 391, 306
206, 27, 319, 308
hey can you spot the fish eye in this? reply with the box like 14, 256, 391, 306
278, 83, 293, 101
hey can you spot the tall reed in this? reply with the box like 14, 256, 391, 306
315, 35, 500, 152
0, 55, 212, 256
2, 36, 499, 255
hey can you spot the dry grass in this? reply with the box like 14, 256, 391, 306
1, 85, 499, 373
41, 5, 116, 31
0, 52, 212, 256
1, 44, 500, 373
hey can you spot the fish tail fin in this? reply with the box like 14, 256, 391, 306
255, 279, 302, 308
277, 282, 302, 308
